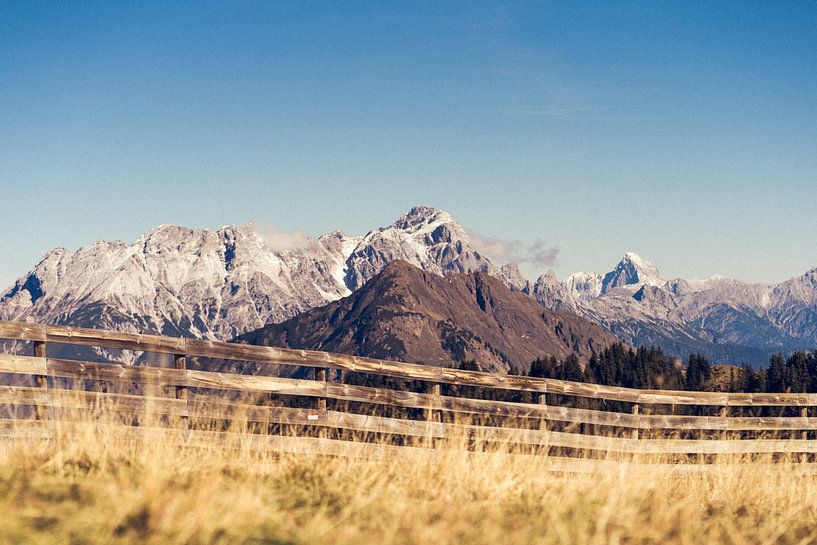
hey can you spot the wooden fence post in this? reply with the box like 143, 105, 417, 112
719, 406, 730, 442
537, 393, 548, 432
33, 340, 47, 421
798, 407, 809, 463
801, 407, 809, 440
427, 383, 441, 423
631, 403, 639, 440
316, 368, 328, 412
174, 354, 189, 429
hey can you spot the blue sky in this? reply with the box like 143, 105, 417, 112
2, 1, 816, 288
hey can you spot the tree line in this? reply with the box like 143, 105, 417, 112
523, 343, 817, 393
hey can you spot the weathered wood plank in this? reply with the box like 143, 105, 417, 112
185, 369, 327, 397
0, 386, 47, 406
455, 423, 817, 455
44, 323, 186, 354
10, 414, 817, 459
326, 382, 436, 410
45, 389, 188, 417
188, 396, 447, 438
0, 321, 46, 342
0, 353, 47, 375
46, 358, 187, 386
184, 338, 288, 362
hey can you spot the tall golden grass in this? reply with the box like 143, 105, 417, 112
1, 396, 816, 545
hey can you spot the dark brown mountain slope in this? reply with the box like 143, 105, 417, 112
238, 260, 620, 374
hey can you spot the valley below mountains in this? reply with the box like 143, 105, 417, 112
2, 205, 816, 366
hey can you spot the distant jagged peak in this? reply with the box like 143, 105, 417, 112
230, 222, 336, 257
319, 228, 348, 241
354, 206, 463, 249
619, 252, 661, 278
392, 205, 460, 233
565, 270, 600, 283
620, 251, 643, 262
564, 271, 604, 300
776, 266, 817, 285
770, 267, 817, 305
343, 205, 494, 293
137, 223, 198, 242
492, 262, 529, 292
535, 269, 559, 286
218, 221, 260, 237
601, 251, 663, 295
39, 246, 71, 262
132, 222, 267, 250
498, 262, 521, 275
318, 229, 361, 256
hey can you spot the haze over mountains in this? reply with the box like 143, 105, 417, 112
2, 205, 816, 365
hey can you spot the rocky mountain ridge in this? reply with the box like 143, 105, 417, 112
525, 255, 817, 364
2, 205, 816, 365
0, 206, 505, 341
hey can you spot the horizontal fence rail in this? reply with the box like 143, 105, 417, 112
0, 320, 815, 465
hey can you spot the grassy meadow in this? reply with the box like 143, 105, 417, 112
1, 413, 816, 545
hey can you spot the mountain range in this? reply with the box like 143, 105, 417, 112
530, 252, 817, 364
238, 260, 618, 374
2, 205, 816, 365
0, 206, 497, 340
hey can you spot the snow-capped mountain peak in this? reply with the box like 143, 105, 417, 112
392, 205, 457, 233
564, 271, 604, 300
600, 252, 663, 294
342, 205, 489, 292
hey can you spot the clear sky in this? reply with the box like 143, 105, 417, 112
2, 1, 816, 288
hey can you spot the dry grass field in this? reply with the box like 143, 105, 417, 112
1, 414, 816, 545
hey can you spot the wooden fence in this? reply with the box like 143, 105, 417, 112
0, 320, 815, 464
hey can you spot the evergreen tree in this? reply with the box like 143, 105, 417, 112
787, 351, 811, 392
735, 362, 754, 392
529, 356, 559, 379
561, 353, 585, 382
755, 366, 768, 393
728, 366, 737, 392
809, 351, 817, 392
685, 354, 712, 391
767, 354, 787, 393
526, 344, 817, 395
